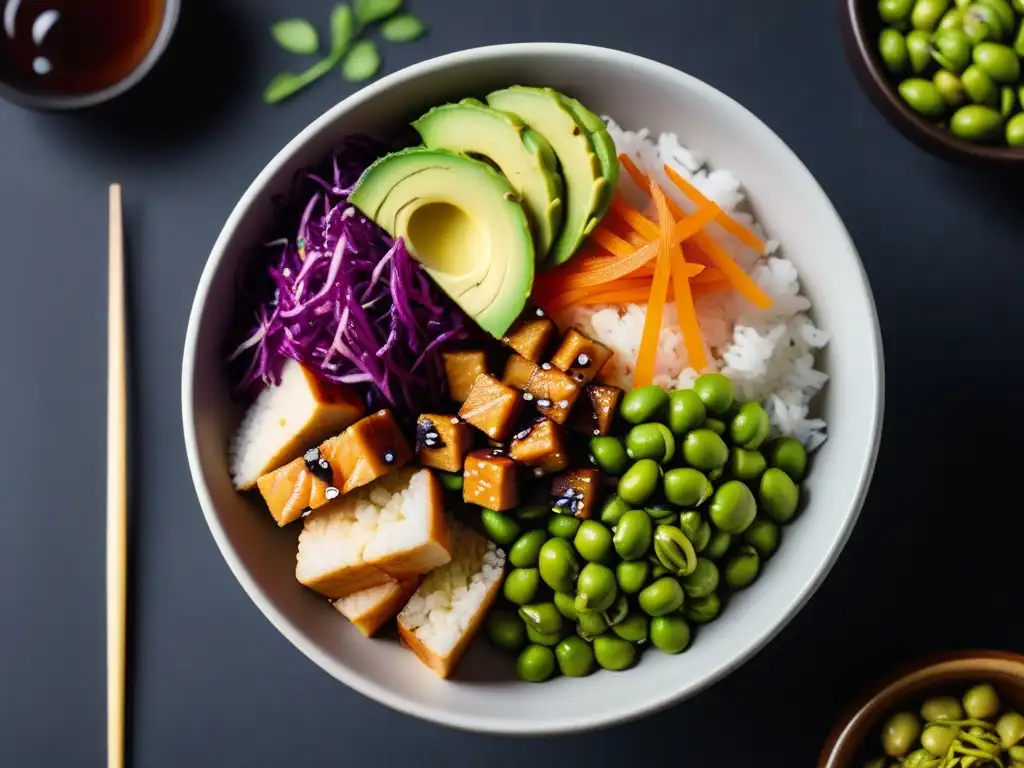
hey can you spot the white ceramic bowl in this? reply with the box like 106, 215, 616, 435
182, 43, 884, 735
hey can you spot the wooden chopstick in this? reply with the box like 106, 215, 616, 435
106, 183, 127, 768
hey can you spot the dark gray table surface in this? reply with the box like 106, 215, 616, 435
2, 0, 1022, 765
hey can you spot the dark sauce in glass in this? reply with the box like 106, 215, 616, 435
0, 0, 164, 94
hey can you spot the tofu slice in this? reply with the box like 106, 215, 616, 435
296, 468, 451, 599
397, 518, 506, 679
228, 359, 364, 490
333, 578, 420, 637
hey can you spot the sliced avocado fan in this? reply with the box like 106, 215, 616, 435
487, 86, 608, 268
349, 147, 534, 338
412, 98, 565, 261
558, 95, 619, 219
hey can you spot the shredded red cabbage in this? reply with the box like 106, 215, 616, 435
228, 134, 472, 416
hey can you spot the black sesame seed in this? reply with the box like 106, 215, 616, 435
300, 506, 314, 518
304, 447, 333, 485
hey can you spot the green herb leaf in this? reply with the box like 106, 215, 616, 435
329, 4, 355, 57
342, 39, 382, 82
380, 13, 426, 42
270, 18, 320, 55
353, 0, 402, 26
264, 72, 310, 104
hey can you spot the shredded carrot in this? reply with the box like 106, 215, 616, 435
691, 266, 724, 284
662, 164, 765, 253
691, 229, 773, 309
610, 196, 658, 240
590, 227, 637, 259
632, 186, 673, 389
610, 193, 719, 245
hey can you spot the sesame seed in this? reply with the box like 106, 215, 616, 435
325, 487, 340, 500
541, 362, 552, 370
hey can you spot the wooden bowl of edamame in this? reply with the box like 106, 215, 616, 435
841, 0, 1024, 165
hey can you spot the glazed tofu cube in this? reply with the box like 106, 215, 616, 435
509, 418, 569, 475
551, 468, 602, 519
502, 353, 539, 390
523, 364, 581, 425
569, 383, 624, 437
463, 449, 520, 511
501, 309, 559, 362
550, 328, 613, 384
415, 414, 473, 473
328, 409, 414, 494
458, 374, 523, 441
443, 350, 489, 403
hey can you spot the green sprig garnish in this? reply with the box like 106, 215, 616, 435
264, 1, 427, 104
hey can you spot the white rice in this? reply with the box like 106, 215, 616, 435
555, 119, 829, 450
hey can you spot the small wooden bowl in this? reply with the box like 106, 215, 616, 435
840, 0, 1024, 166
819, 651, 1024, 767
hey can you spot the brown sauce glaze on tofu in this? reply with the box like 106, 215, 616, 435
463, 449, 520, 511
523, 364, 581, 425
569, 383, 624, 437
443, 350, 489, 403
416, 414, 474, 473
458, 374, 523, 441
501, 353, 539, 390
509, 417, 569, 475
550, 328, 613, 384
501, 308, 559, 362
550, 468, 602, 519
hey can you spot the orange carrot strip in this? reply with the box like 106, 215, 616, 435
663, 164, 765, 253
633, 189, 673, 389
610, 195, 659, 240
691, 266, 725, 284
576, 288, 652, 306
653, 184, 708, 373
590, 227, 637, 259
692, 231, 773, 309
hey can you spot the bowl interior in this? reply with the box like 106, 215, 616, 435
183, 44, 883, 734
820, 652, 1024, 767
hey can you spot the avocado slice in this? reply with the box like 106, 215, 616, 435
412, 98, 565, 261
487, 86, 607, 267
349, 148, 534, 338
558, 96, 619, 218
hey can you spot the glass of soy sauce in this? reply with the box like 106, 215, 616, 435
0, 0, 180, 110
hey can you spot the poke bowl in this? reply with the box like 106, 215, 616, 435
182, 43, 884, 734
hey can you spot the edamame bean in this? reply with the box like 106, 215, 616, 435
538, 538, 579, 593
664, 467, 714, 507
683, 429, 729, 471
911, 0, 951, 30
1001, 85, 1017, 115
903, 749, 937, 768
883, 711, 922, 757
710, 480, 758, 534
759, 468, 801, 523
693, 373, 734, 414
963, 2, 1005, 42
653, 524, 698, 576
978, 0, 1015, 28
938, 6, 964, 27
899, 78, 948, 118
1016, 17, 1024, 55
704, 530, 732, 560
548, 514, 581, 540
612, 611, 649, 643
973, 42, 1020, 82
519, 602, 563, 635
880, 28, 910, 74
880, 0, 916, 24
481, 508, 520, 547
618, 459, 662, 506
681, 557, 719, 598
620, 385, 669, 424
768, 437, 808, 481
574, 520, 614, 563
650, 561, 670, 580
638, 576, 686, 616
685, 592, 722, 623
645, 503, 678, 524
678, 511, 712, 552
649, 614, 692, 654
704, 417, 726, 436
603, 593, 629, 627
667, 388, 706, 435
962, 64, 999, 104
920, 696, 964, 722
525, 625, 562, 647
514, 504, 549, 521
963, 683, 1001, 719
553, 591, 580, 620
576, 610, 609, 638
729, 401, 771, 449
921, 724, 956, 756
1006, 112, 1024, 145
1010, 744, 1024, 760
613, 509, 653, 561
503, 567, 540, 605
730, 448, 768, 483
744, 518, 781, 558
509, 529, 547, 568
932, 27, 972, 71
555, 636, 595, 677
625, 423, 676, 464
724, 545, 761, 590
616, 560, 651, 594
575, 562, 617, 614
439, 472, 464, 492
486, 610, 526, 653
997, 711, 1024, 748
517, 644, 556, 682
599, 495, 629, 526
906, 30, 936, 73
593, 634, 637, 671
589, 436, 630, 475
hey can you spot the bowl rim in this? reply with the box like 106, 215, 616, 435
840, 0, 1024, 165
818, 650, 1024, 767
181, 42, 886, 734
0, 0, 182, 111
